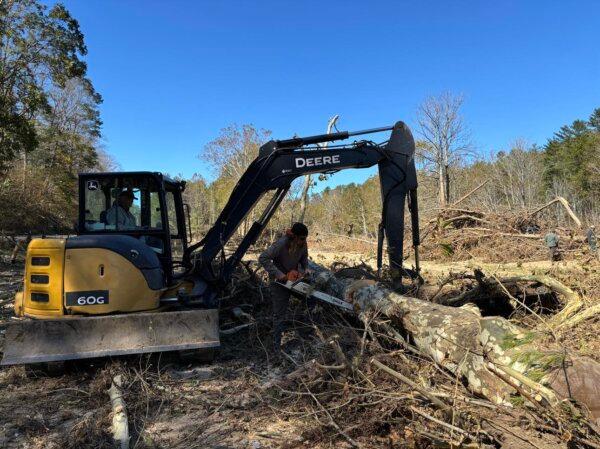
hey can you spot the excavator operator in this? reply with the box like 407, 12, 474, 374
259, 222, 311, 357
105, 189, 137, 229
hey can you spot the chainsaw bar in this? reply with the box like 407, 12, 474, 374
277, 281, 355, 312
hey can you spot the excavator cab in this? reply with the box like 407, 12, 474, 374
2, 171, 220, 366
77, 172, 190, 285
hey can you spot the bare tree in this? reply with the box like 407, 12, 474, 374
201, 124, 271, 180
490, 140, 543, 209
298, 115, 339, 222
416, 92, 472, 207
201, 124, 271, 236
95, 148, 120, 172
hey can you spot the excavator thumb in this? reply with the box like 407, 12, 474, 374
1, 309, 219, 366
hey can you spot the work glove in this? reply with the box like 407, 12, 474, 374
286, 270, 301, 282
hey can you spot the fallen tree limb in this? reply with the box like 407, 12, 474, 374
450, 180, 490, 208
437, 271, 582, 328
493, 362, 559, 407
465, 227, 542, 239
108, 374, 130, 449
529, 196, 582, 228
499, 274, 582, 325
409, 406, 475, 440
441, 215, 492, 228
301, 379, 364, 448
220, 323, 255, 335
556, 304, 600, 330
371, 358, 449, 410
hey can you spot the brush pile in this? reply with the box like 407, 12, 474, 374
418, 197, 591, 263
256, 261, 600, 449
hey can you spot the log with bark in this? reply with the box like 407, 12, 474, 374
308, 263, 600, 424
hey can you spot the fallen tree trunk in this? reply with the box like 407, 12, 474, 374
309, 264, 600, 423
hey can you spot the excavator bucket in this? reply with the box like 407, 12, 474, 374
1, 309, 219, 366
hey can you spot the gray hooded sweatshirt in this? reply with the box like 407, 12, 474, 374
259, 236, 308, 280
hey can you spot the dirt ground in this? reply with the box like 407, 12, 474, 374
1, 237, 599, 448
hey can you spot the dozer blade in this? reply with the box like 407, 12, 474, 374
1, 309, 219, 366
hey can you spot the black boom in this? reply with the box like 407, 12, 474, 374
184, 121, 420, 296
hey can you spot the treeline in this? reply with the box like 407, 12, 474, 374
185, 105, 600, 241
305, 106, 600, 237
1, 1, 597, 239
0, 0, 109, 233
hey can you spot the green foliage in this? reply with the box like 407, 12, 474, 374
0, 98, 38, 165
512, 350, 565, 382
0, 0, 103, 231
500, 331, 537, 350
509, 395, 525, 406
438, 242, 454, 256
0, 0, 101, 170
543, 109, 600, 208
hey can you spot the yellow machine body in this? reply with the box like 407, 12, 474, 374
18, 238, 66, 317
64, 247, 161, 314
3, 171, 222, 367
17, 238, 161, 319
4, 237, 220, 366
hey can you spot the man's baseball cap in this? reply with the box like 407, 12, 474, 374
118, 188, 137, 200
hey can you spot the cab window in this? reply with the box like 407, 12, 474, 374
165, 189, 187, 263
165, 191, 178, 237
83, 177, 163, 232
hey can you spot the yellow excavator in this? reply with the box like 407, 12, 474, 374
1, 121, 420, 366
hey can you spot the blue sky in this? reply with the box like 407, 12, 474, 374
55, 0, 600, 187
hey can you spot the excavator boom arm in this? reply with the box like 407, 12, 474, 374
184, 121, 419, 292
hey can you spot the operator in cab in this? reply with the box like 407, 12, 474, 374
105, 189, 137, 229
259, 222, 310, 358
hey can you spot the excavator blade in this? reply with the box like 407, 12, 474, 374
1, 309, 219, 366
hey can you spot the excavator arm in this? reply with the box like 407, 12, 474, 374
183, 121, 419, 302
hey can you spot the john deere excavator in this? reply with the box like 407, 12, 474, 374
1, 121, 420, 366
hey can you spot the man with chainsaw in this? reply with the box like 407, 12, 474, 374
259, 222, 310, 356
